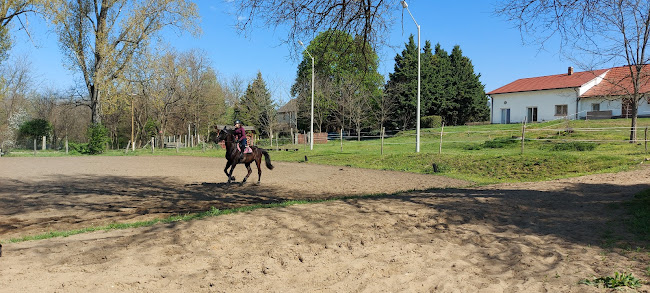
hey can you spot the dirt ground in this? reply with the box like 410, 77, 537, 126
1, 156, 650, 292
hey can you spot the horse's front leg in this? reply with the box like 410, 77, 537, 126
223, 161, 232, 182
226, 161, 237, 183
242, 163, 252, 184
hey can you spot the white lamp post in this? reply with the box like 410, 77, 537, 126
298, 40, 315, 150
401, 0, 421, 153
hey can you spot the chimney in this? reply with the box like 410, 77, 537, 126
568, 66, 574, 75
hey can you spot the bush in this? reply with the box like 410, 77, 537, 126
549, 142, 597, 152
482, 137, 518, 149
86, 123, 109, 154
421, 115, 442, 128
68, 142, 90, 154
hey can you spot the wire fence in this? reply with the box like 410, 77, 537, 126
4, 119, 649, 157
257, 120, 650, 155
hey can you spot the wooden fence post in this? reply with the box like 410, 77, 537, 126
381, 127, 385, 155
643, 127, 648, 154
521, 117, 527, 154
33, 138, 36, 156
176, 135, 179, 153
42, 136, 46, 150
152, 137, 155, 154
439, 123, 445, 154
65, 136, 69, 155
340, 129, 343, 152
125, 140, 131, 154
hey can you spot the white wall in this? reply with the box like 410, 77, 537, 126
578, 97, 650, 118
490, 88, 578, 124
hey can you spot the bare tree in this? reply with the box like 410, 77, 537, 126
45, 0, 200, 125
0, 0, 46, 60
0, 54, 33, 148
496, 0, 650, 141
229, 0, 398, 57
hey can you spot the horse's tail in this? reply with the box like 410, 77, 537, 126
262, 149, 274, 170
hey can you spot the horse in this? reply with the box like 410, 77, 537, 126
209, 126, 274, 184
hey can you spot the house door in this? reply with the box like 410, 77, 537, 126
501, 108, 511, 124
527, 107, 538, 122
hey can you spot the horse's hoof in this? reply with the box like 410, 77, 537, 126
256, 181, 261, 186
230, 176, 236, 181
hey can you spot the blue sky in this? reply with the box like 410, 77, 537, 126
10, 0, 603, 104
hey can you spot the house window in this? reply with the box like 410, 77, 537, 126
555, 104, 568, 116
527, 107, 538, 122
591, 103, 600, 111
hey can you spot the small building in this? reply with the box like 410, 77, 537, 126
276, 99, 298, 132
487, 66, 650, 123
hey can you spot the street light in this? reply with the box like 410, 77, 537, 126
298, 40, 315, 150
401, 0, 421, 153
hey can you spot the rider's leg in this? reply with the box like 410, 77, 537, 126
239, 138, 247, 160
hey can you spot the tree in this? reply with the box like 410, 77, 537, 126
496, 0, 650, 141
229, 0, 397, 59
386, 38, 488, 127
18, 118, 51, 141
0, 0, 45, 62
45, 0, 200, 125
0, 54, 33, 149
291, 30, 383, 134
385, 35, 419, 130
444, 46, 489, 125
240, 71, 275, 137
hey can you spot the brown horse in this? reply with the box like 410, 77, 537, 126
209, 126, 274, 184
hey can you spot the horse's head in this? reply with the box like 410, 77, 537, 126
209, 126, 231, 143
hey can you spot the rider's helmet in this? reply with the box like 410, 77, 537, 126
234, 120, 242, 126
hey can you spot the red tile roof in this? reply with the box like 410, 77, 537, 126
581, 65, 650, 97
487, 69, 609, 95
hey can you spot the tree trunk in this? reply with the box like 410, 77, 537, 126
630, 98, 639, 142
90, 85, 102, 125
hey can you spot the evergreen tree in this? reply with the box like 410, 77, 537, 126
447, 46, 489, 125
385, 39, 489, 127
240, 71, 275, 137
385, 35, 419, 130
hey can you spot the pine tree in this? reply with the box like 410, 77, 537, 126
240, 71, 275, 137
448, 46, 489, 125
385, 34, 419, 130
385, 40, 489, 127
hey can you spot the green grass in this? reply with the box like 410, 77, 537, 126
626, 189, 650, 241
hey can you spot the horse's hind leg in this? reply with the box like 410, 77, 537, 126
242, 163, 252, 184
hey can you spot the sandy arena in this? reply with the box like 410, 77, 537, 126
1, 156, 650, 292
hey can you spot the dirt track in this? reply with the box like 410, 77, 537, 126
1, 156, 650, 292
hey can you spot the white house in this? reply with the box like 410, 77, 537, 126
487, 66, 650, 124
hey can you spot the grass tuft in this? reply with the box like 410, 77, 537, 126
579, 272, 642, 289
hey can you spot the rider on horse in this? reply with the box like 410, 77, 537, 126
234, 120, 247, 160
